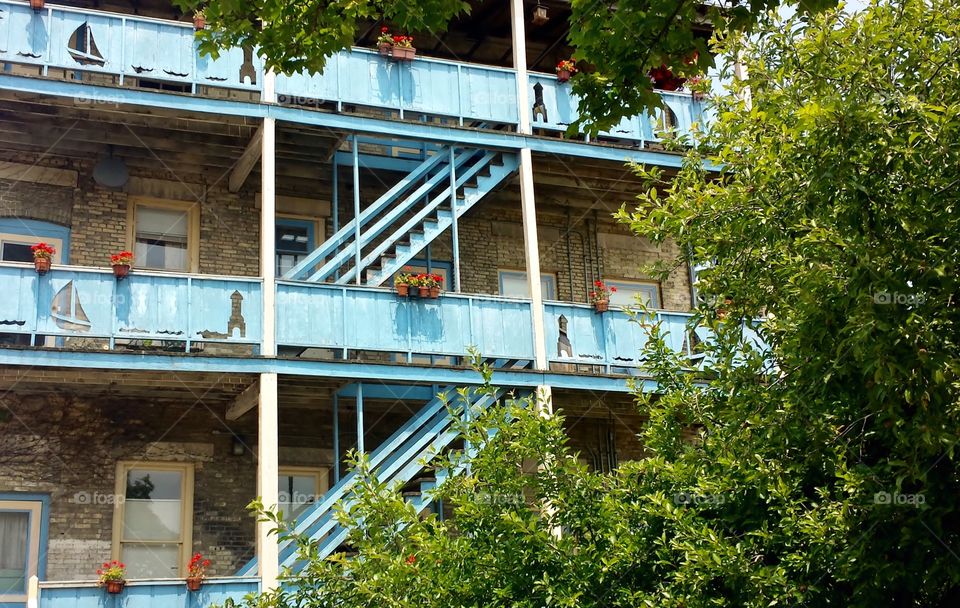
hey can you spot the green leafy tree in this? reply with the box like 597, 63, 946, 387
174, 0, 839, 133
231, 1, 959, 606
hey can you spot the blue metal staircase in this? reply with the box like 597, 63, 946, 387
237, 387, 501, 575
282, 146, 518, 286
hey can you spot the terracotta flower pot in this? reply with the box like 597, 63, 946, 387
186, 577, 203, 592
392, 46, 416, 61
418, 286, 430, 298
593, 300, 609, 313
396, 284, 409, 297
193, 15, 206, 30
112, 264, 131, 280
105, 580, 125, 594
429, 286, 440, 299
29, 0, 44, 11
34, 257, 51, 275
378, 43, 393, 58
557, 69, 571, 83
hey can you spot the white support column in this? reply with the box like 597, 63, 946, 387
511, 0, 548, 371
257, 67, 280, 590
256, 372, 279, 589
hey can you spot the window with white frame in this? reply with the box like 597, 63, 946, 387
278, 467, 328, 523
113, 462, 193, 578
498, 270, 557, 300
129, 202, 197, 272
0, 500, 42, 604
607, 279, 661, 309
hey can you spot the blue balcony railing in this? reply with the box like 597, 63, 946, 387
0, 262, 262, 351
0, 0, 705, 142
530, 72, 705, 145
543, 302, 701, 372
276, 282, 536, 362
275, 49, 520, 126
38, 577, 259, 608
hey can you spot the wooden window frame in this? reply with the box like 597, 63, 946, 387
126, 198, 200, 273
606, 278, 663, 309
0, 500, 43, 603
111, 461, 195, 578
497, 269, 558, 300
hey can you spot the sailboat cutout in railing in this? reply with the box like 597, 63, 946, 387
67, 23, 105, 66
51, 281, 92, 331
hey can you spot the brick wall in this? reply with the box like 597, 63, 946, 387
2, 149, 688, 307
0, 151, 260, 276
0, 387, 278, 579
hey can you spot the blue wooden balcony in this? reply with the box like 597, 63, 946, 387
543, 302, 700, 372
37, 577, 259, 608
0, 262, 262, 352
276, 282, 536, 363
0, 262, 712, 376
0, 0, 705, 144
0, 261, 712, 374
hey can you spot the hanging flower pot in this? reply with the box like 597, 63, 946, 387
31, 242, 55, 275
97, 560, 126, 594
418, 286, 430, 298
110, 251, 134, 280
396, 283, 409, 297
429, 286, 440, 299
29, 0, 44, 11
589, 280, 616, 314
391, 45, 416, 61
193, 10, 206, 31
378, 42, 393, 58
185, 553, 210, 592
555, 59, 576, 84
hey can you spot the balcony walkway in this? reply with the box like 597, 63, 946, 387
0, 0, 706, 147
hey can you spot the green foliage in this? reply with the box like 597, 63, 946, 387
617, 0, 960, 603
230, 1, 959, 606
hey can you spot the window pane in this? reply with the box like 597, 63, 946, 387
608, 283, 660, 308
120, 543, 180, 578
1, 243, 33, 263
278, 474, 318, 521
0, 512, 28, 595
123, 470, 182, 541
499, 271, 555, 299
135, 206, 189, 271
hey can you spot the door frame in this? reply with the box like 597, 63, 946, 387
0, 493, 50, 608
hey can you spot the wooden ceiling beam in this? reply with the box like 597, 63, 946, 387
226, 378, 261, 421
229, 124, 264, 193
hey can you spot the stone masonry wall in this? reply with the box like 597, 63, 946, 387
0, 151, 260, 276
0, 387, 268, 580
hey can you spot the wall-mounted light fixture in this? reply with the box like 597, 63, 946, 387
532, 2, 550, 26
231, 435, 247, 456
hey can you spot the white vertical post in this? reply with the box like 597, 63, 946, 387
511, 0, 531, 135
258, 67, 280, 591
27, 575, 38, 608
257, 373, 279, 589
511, 0, 548, 373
